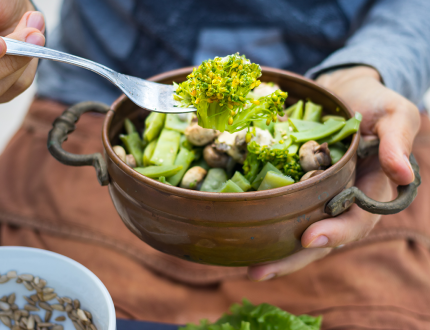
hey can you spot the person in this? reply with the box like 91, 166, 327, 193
0, 0, 430, 328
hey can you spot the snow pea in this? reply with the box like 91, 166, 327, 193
143, 139, 157, 167
231, 171, 252, 192
135, 165, 183, 178
258, 171, 295, 191
253, 119, 275, 135
303, 101, 322, 122
120, 132, 144, 167
150, 129, 181, 166
167, 148, 195, 186
287, 143, 300, 155
288, 118, 322, 132
251, 162, 282, 190
290, 119, 345, 143
321, 115, 346, 123
157, 176, 173, 185
218, 180, 244, 193
329, 142, 347, 164
124, 118, 138, 135
286, 100, 304, 120
200, 168, 228, 192
273, 122, 290, 141
165, 114, 191, 133
144, 112, 166, 142
319, 112, 362, 145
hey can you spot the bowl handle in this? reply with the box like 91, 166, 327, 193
325, 138, 421, 216
47, 101, 111, 186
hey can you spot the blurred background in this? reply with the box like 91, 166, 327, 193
0, 0, 429, 153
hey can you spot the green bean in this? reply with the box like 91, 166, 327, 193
257, 171, 295, 191
287, 143, 300, 155
253, 119, 275, 135
144, 113, 166, 142
167, 148, 195, 186
286, 100, 304, 120
288, 118, 322, 132
124, 118, 138, 135
157, 176, 173, 185
273, 122, 290, 140
290, 119, 345, 143
120, 132, 144, 167
303, 100, 322, 122
321, 115, 346, 123
218, 180, 244, 193
200, 168, 228, 192
231, 171, 252, 192
165, 114, 190, 133
143, 139, 157, 167
251, 162, 282, 190
329, 143, 348, 164
319, 112, 362, 145
135, 165, 183, 178
150, 129, 181, 166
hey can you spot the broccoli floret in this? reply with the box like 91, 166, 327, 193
174, 54, 287, 133
283, 154, 304, 182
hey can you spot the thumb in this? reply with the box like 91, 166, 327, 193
0, 11, 45, 76
375, 99, 420, 186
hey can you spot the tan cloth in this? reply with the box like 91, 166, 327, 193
1, 98, 430, 329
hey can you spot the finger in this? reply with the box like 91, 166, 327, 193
302, 157, 392, 249
375, 98, 420, 186
247, 248, 332, 281
0, 58, 38, 103
0, 12, 45, 79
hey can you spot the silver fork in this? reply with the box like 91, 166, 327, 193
2, 37, 195, 113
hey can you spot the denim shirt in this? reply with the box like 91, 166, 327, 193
36, 0, 430, 106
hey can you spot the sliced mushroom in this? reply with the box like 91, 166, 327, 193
125, 154, 137, 168
180, 166, 207, 189
299, 141, 332, 172
113, 146, 126, 162
300, 170, 325, 182
185, 123, 219, 146
203, 144, 230, 168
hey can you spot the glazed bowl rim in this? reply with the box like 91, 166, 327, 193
102, 66, 359, 202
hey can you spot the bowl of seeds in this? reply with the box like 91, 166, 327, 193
0, 247, 115, 330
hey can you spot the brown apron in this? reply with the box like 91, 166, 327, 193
1, 98, 430, 329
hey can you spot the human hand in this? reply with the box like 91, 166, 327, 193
0, 1, 45, 103
248, 66, 420, 281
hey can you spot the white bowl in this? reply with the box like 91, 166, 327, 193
0, 246, 116, 330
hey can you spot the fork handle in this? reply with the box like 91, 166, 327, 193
2, 37, 117, 83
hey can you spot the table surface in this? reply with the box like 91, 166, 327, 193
117, 319, 180, 330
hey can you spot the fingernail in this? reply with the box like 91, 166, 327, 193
26, 33, 44, 46
27, 12, 45, 31
306, 235, 329, 248
259, 273, 275, 282
403, 154, 415, 181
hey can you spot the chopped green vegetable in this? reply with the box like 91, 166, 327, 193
231, 171, 252, 192
218, 180, 244, 193
251, 162, 282, 190
167, 148, 195, 186
258, 171, 295, 190
124, 118, 138, 135
253, 119, 275, 135
321, 115, 346, 123
289, 118, 322, 132
179, 299, 322, 330
150, 129, 181, 166
135, 165, 183, 178
144, 112, 166, 142
191, 157, 210, 171
303, 101, 322, 122
174, 54, 287, 133
286, 100, 304, 119
329, 142, 347, 164
120, 132, 143, 167
287, 143, 300, 155
273, 121, 290, 140
165, 114, 191, 133
157, 176, 173, 185
243, 152, 261, 184
143, 139, 157, 167
290, 119, 345, 143
283, 154, 304, 182
319, 112, 362, 145
200, 168, 228, 192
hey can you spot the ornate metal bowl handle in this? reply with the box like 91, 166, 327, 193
326, 139, 421, 216
47, 102, 111, 186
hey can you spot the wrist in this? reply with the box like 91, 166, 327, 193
316, 66, 381, 89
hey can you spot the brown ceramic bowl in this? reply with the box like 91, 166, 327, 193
48, 67, 420, 267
